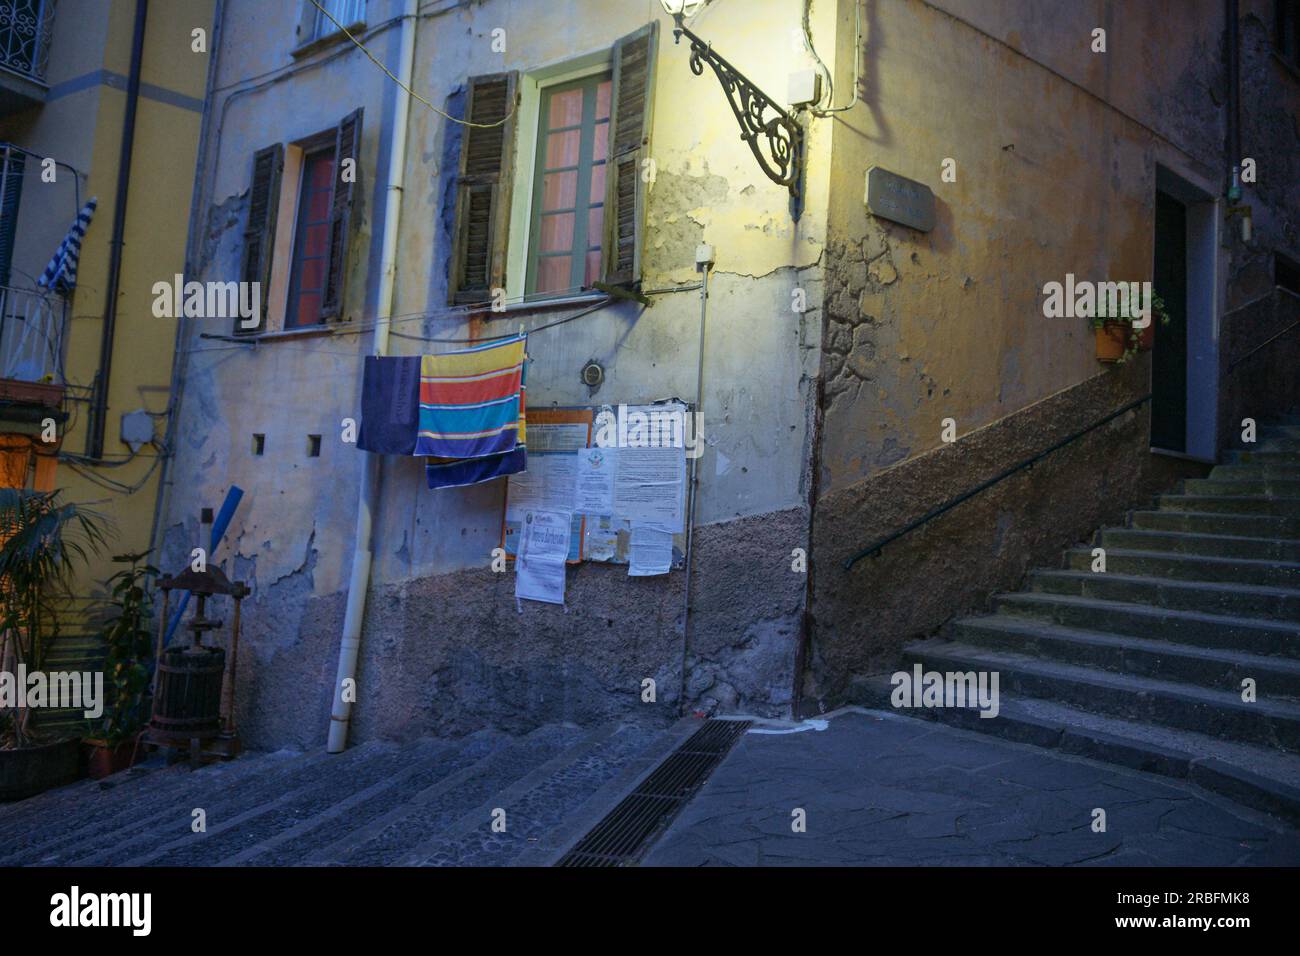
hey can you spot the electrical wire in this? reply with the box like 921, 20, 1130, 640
61, 443, 165, 495
805, 0, 862, 116
308, 0, 516, 129
183, 276, 705, 355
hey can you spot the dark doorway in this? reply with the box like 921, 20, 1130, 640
1152, 190, 1188, 452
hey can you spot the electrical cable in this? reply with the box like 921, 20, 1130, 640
806, 0, 861, 116
801, 0, 834, 111
308, 0, 516, 129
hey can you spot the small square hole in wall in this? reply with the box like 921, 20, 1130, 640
200, 507, 214, 524
307, 434, 322, 457
253, 434, 265, 456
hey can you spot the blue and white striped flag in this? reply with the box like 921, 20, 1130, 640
37, 197, 97, 295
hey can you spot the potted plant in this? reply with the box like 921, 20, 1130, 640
1091, 292, 1170, 363
0, 489, 108, 801
83, 553, 156, 778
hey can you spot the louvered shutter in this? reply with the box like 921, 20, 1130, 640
322, 107, 363, 320
448, 72, 518, 305
603, 22, 658, 286
239, 143, 283, 334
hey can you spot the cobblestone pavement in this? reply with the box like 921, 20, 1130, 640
642, 710, 1300, 866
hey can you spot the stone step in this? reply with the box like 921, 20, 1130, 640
905, 640, 1300, 751
42, 743, 389, 866
1065, 546, 1300, 588
225, 730, 511, 866
953, 614, 1300, 697
308, 723, 590, 866
994, 591, 1300, 658
846, 675, 1300, 826
1129, 509, 1300, 539
1098, 527, 1300, 561
1157, 494, 1300, 516
1260, 424, 1300, 440
1028, 569, 1300, 622
1258, 437, 1300, 451
399, 721, 668, 867
1229, 449, 1300, 465
0, 749, 306, 866
0, 756, 187, 843
1211, 463, 1300, 481
125, 739, 455, 867
1184, 477, 1300, 497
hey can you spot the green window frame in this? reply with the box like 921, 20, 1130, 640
525, 72, 612, 299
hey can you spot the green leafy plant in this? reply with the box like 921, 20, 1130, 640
0, 489, 109, 749
98, 552, 157, 746
1089, 291, 1171, 364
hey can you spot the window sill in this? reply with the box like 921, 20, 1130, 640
485, 292, 609, 315
235, 325, 336, 343
291, 23, 366, 61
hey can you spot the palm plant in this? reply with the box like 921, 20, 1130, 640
0, 488, 110, 749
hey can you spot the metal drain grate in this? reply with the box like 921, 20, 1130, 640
556, 718, 751, 867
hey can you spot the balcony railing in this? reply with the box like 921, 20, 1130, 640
0, 0, 55, 85
0, 284, 65, 386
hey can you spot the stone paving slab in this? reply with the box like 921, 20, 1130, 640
642, 710, 1300, 867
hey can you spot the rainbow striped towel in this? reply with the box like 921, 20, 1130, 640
425, 356, 527, 488
414, 335, 526, 459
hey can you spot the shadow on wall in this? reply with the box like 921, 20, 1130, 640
1218, 288, 1300, 454
803, 358, 1209, 707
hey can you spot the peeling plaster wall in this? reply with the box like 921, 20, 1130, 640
162, 0, 842, 748
804, 0, 1298, 702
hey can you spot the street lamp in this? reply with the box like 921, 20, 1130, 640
659, 0, 805, 220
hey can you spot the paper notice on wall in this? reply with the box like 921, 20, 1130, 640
515, 509, 570, 604
583, 516, 625, 562
506, 454, 577, 521
613, 446, 685, 532
573, 446, 616, 516
628, 524, 674, 577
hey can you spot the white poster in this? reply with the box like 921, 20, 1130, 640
613, 445, 685, 532
506, 454, 578, 522
628, 524, 673, 577
573, 446, 617, 516
515, 509, 570, 604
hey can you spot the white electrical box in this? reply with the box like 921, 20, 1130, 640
787, 69, 821, 107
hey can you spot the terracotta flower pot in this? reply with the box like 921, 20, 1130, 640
83, 736, 141, 780
1135, 321, 1155, 351
1094, 322, 1131, 362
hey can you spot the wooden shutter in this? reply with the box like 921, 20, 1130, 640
448, 72, 518, 305
322, 107, 363, 320
603, 22, 658, 286
239, 143, 283, 334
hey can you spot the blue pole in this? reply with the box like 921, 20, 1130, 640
163, 485, 244, 647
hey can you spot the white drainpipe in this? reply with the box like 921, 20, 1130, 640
328, 0, 418, 753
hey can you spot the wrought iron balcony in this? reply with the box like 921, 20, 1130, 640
0, 0, 56, 114
0, 284, 66, 395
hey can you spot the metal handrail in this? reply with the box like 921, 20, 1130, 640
1227, 321, 1300, 370
842, 393, 1153, 572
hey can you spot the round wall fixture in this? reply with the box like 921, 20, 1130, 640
581, 361, 604, 388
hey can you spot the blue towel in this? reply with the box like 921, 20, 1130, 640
426, 446, 527, 489
358, 355, 421, 455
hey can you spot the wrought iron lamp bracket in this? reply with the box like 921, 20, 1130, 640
672, 16, 805, 221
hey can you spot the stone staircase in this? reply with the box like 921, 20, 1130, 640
857, 414, 1300, 826
0, 718, 699, 867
